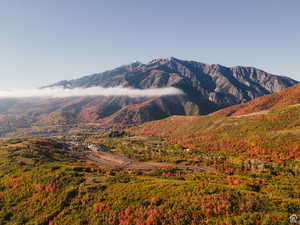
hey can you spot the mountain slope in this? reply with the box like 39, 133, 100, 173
212, 83, 300, 116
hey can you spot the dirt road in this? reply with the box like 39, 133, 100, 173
86, 150, 208, 172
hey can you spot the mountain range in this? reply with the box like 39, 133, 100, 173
0, 57, 298, 134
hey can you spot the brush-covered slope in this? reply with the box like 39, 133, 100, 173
130, 96, 300, 163
213, 83, 300, 116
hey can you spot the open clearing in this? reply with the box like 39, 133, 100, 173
86, 149, 209, 172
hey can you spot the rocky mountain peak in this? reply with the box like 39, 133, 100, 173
148, 57, 179, 65
34, 57, 299, 126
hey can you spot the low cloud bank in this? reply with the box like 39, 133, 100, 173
0, 86, 184, 98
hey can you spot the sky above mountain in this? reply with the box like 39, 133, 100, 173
0, 0, 299, 88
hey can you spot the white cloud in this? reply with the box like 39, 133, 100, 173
0, 86, 184, 98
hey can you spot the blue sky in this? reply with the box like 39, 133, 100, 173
0, 0, 299, 88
